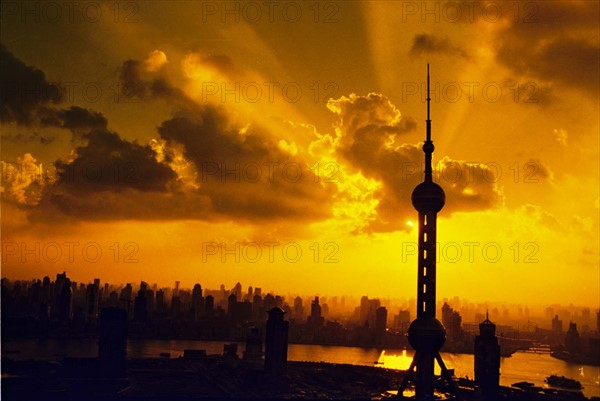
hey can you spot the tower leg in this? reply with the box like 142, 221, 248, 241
398, 352, 458, 399
398, 354, 417, 397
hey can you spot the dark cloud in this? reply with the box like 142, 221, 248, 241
498, 37, 599, 96
0, 44, 63, 125
409, 33, 467, 58
118, 59, 148, 99
32, 188, 212, 222
53, 129, 176, 193
0, 45, 109, 138
524, 158, 553, 182
1, 131, 56, 145
28, 128, 185, 221
158, 106, 336, 221
492, 1, 599, 97
330, 94, 503, 232
38, 106, 108, 136
3, 51, 335, 224
118, 58, 199, 112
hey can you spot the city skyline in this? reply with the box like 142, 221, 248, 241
3, 272, 598, 330
2, 1, 599, 307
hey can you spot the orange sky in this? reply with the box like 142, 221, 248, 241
1, 1, 598, 307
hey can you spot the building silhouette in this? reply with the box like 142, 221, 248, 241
399, 65, 453, 400
565, 322, 581, 353
98, 307, 127, 377
243, 327, 263, 361
264, 307, 289, 374
474, 312, 500, 400
307, 296, 325, 328
133, 281, 148, 322
86, 280, 100, 322
442, 302, 464, 341
191, 283, 204, 320
293, 296, 304, 320
57, 277, 72, 324
551, 314, 563, 333
374, 306, 387, 345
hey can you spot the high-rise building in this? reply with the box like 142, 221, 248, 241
57, 278, 72, 324
394, 309, 411, 332
374, 306, 387, 345
552, 314, 563, 333
565, 322, 581, 353
474, 312, 500, 401
119, 283, 132, 314
228, 293, 237, 315
98, 307, 127, 377
307, 296, 325, 328
232, 282, 242, 299
192, 284, 204, 320
399, 66, 453, 400
264, 307, 289, 374
243, 327, 263, 361
205, 295, 214, 314
86, 282, 100, 321
155, 289, 165, 314
293, 296, 304, 319
441, 302, 463, 341
133, 281, 148, 322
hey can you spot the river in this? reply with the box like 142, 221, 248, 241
2, 339, 599, 398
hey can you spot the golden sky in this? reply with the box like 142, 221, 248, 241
1, 1, 598, 306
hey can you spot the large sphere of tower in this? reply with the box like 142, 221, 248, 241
412, 182, 445, 213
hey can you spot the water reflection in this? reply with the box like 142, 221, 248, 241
376, 349, 413, 371
3, 339, 599, 398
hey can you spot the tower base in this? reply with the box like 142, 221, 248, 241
397, 352, 456, 400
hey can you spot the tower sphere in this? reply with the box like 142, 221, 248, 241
407, 317, 446, 353
411, 181, 446, 213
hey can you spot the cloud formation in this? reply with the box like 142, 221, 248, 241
0, 44, 63, 125
157, 106, 336, 221
492, 1, 599, 97
3, 50, 336, 224
328, 93, 503, 232
409, 33, 467, 58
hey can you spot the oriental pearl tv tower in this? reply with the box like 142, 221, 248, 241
398, 65, 454, 400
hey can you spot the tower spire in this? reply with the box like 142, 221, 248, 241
427, 63, 431, 141
424, 64, 434, 183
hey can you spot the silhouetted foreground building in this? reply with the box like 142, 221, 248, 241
264, 307, 289, 374
244, 327, 263, 361
98, 307, 128, 377
474, 312, 500, 401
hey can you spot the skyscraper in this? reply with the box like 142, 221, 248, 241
399, 66, 453, 400
98, 307, 128, 377
264, 307, 289, 374
133, 281, 148, 322
374, 306, 388, 345
474, 312, 500, 400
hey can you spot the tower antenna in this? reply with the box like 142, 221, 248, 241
427, 63, 431, 141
